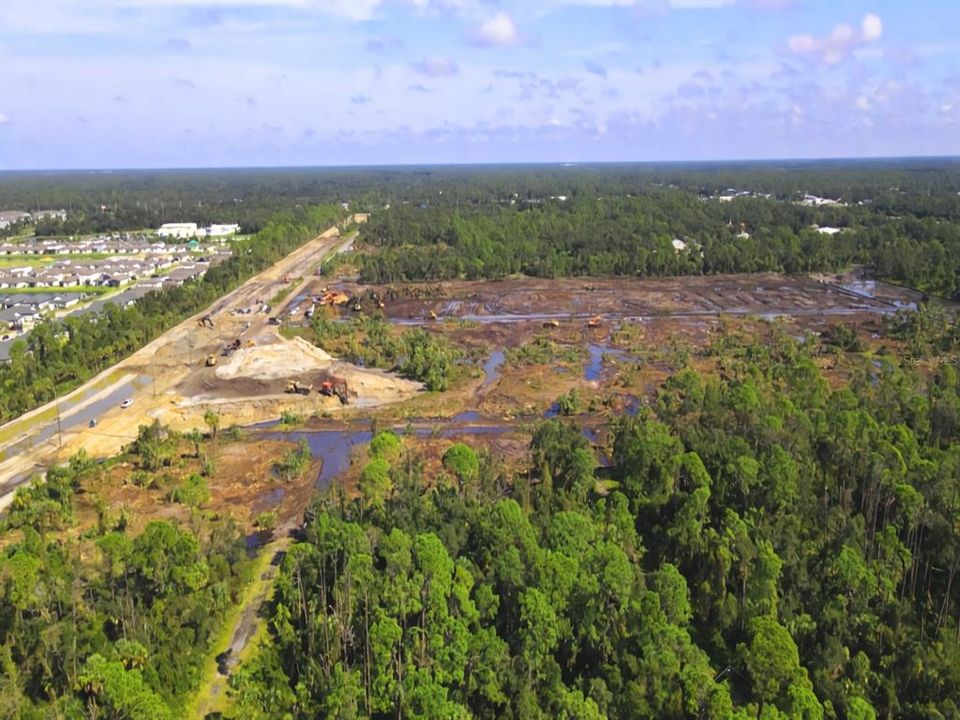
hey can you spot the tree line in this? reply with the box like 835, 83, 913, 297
355, 190, 960, 299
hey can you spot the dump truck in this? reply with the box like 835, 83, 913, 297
285, 381, 312, 395
205, 354, 218, 367
319, 377, 349, 404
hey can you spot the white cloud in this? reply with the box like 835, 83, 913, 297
470, 12, 519, 47
0, 112, 10, 125
787, 13, 884, 65
861, 13, 883, 42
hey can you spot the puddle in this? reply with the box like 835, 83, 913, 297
261, 428, 373, 488
451, 410, 482, 422
245, 529, 274, 551
585, 344, 629, 381
481, 350, 504, 389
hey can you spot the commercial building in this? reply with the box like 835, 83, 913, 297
157, 222, 200, 239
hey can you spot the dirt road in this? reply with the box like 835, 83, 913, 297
0, 226, 404, 506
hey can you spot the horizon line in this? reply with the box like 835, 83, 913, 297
2, 154, 960, 175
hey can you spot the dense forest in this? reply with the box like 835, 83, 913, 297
226, 324, 960, 719
0, 205, 343, 423
2, 159, 958, 239
355, 190, 960, 299
4, 322, 954, 717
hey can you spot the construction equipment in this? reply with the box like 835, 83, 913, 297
221, 338, 242, 356
320, 291, 350, 306
319, 377, 349, 404
587, 315, 603, 328
285, 380, 312, 395
198, 314, 214, 329
427, 310, 438, 320
542, 319, 560, 328
245, 339, 256, 348
205, 354, 218, 367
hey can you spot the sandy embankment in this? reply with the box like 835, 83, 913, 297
170, 335, 422, 428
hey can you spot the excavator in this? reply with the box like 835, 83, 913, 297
319, 377, 349, 404
197, 314, 215, 329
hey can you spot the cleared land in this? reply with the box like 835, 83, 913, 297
0, 227, 420, 505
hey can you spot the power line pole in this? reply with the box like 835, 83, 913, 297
55, 395, 63, 448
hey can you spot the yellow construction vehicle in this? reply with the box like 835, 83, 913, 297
285, 380, 312, 395
205, 354, 218, 367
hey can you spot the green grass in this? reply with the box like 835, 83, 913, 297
270, 282, 294, 306
0, 256, 58, 269
1, 285, 111, 295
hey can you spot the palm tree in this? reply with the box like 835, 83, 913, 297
203, 410, 219, 441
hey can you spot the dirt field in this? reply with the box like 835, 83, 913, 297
307, 273, 904, 325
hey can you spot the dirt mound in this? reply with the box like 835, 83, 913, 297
216, 337, 334, 380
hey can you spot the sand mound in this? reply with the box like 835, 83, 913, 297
216, 337, 334, 381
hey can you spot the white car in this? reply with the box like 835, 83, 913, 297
120, 399, 133, 409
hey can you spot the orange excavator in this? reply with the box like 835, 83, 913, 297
319, 377, 349, 404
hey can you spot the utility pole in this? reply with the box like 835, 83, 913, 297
55, 395, 63, 447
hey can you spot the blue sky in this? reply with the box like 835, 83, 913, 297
0, 0, 958, 169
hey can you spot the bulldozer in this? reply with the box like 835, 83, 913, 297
285, 380, 312, 396
319, 377, 349, 405
205, 354, 218, 367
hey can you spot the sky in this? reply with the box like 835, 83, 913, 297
0, 0, 958, 169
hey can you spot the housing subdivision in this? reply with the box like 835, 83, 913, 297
0, 234, 232, 360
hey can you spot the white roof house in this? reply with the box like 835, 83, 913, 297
157, 222, 199, 239
814, 225, 844, 235
205, 223, 241, 237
